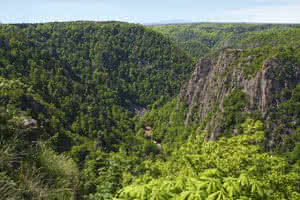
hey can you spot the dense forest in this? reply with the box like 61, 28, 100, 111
1, 22, 300, 200
151, 23, 300, 58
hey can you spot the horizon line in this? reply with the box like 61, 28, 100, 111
1, 20, 300, 26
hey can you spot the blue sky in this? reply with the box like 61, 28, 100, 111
1, 0, 300, 24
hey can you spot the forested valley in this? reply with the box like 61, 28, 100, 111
1, 21, 300, 200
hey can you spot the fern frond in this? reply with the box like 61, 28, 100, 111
238, 173, 250, 186
0, 179, 19, 200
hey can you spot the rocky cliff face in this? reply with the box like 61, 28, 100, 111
181, 48, 300, 145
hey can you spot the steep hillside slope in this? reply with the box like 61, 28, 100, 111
0, 21, 194, 145
139, 26, 300, 153
0, 21, 195, 198
181, 45, 300, 151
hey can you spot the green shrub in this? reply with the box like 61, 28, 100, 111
144, 141, 160, 156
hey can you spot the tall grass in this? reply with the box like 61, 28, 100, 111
37, 142, 80, 199
0, 143, 20, 200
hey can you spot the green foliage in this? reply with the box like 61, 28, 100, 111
151, 23, 300, 58
152, 24, 300, 79
236, 45, 300, 78
0, 141, 80, 199
0, 143, 17, 171
38, 143, 79, 180
269, 84, 300, 152
137, 98, 190, 143
144, 141, 160, 156
17, 164, 52, 199
289, 143, 300, 164
0, 22, 194, 198
117, 120, 300, 199
83, 149, 144, 200
2, 21, 300, 199
0, 172, 20, 200
71, 141, 94, 168
0, 76, 26, 103
36, 143, 80, 199
0, 22, 194, 152
222, 89, 249, 136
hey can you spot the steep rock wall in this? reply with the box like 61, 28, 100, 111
181, 49, 300, 142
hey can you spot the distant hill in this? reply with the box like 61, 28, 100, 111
144, 19, 192, 26
151, 23, 300, 58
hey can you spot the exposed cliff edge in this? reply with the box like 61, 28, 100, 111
181, 48, 300, 149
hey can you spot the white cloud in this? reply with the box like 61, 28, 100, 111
225, 4, 300, 23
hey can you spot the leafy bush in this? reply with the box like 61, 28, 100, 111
144, 141, 160, 156
117, 120, 300, 199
